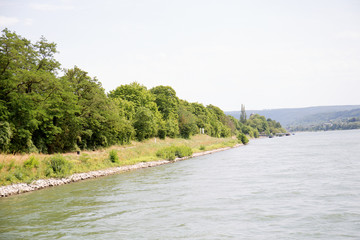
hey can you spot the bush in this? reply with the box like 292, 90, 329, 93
156, 145, 193, 161
199, 145, 206, 150
237, 133, 249, 145
156, 146, 176, 160
47, 155, 72, 177
253, 129, 259, 138
109, 150, 119, 163
5, 174, 15, 182
23, 156, 40, 169
175, 146, 192, 158
14, 168, 25, 180
158, 129, 166, 140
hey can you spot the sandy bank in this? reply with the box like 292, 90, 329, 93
0, 144, 240, 198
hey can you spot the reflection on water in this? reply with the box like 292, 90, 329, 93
1, 130, 360, 239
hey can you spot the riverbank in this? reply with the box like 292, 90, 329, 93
0, 144, 240, 197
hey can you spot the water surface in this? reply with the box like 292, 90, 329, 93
1, 130, 360, 239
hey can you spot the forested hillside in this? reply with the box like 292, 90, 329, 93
0, 29, 285, 154
288, 108, 360, 131
227, 105, 360, 127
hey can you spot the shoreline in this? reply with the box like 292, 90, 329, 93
0, 144, 241, 198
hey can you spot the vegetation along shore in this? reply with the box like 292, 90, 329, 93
0, 29, 286, 196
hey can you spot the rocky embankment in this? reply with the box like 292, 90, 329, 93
0, 145, 239, 198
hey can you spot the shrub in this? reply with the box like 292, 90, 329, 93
175, 146, 192, 158
47, 155, 72, 177
109, 150, 119, 163
253, 129, 259, 138
156, 146, 176, 160
199, 145, 206, 150
23, 156, 40, 169
45, 167, 53, 177
158, 129, 166, 140
14, 168, 25, 181
5, 174, 15, 182
156, 145, 193, 161
237, 133, 249, 145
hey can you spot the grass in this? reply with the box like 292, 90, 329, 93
0, 135, 239, 186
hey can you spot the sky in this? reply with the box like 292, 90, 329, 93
1, 0, 359, 111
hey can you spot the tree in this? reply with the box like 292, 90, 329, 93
108, 82, 162, 140
206, 104, 231, 138
225, 115, 239, 135
0, 29, 61, 153
240, 104, 247, 123
133, 107, 157, 141
150, 85, 179, 119
0, 121, 12, 152
0, 28, 286, 153
164, 112, 179, 138
62, 66, 124, 150
178, 105, 197, 138
247, 114, 268, 133
108, 82, 157, 112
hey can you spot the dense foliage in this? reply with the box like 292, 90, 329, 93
228, 111, 287, 139
0, 29, 285, 153
237, 133, 249, 145
246, 114, 287, 136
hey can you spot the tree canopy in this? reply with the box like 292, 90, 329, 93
0, 29, 286, 153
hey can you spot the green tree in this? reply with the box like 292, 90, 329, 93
0, 29, 61, 153
206, 105, 231, 138
240, 104, 247, 123
178, 105, 197, 138
150, 85, 179, 119
165, 112, 180, 138
109, 82, 162, 139
247, 114, 269, 133
0, 121, 12, 152
0, 28, 287, 153
62, 66, 124, 150
133, 107, 157, 141
109, 82, 157, 112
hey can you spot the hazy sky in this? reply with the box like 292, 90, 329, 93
1, 0, 359, 110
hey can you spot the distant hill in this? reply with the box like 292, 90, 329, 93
289, 108, 360, 131
226, 105, 360, 127
295, 108, 360, 125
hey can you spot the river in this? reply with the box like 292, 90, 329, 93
1, 130, 360, 239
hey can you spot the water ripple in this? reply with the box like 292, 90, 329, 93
1, 130, 360, 239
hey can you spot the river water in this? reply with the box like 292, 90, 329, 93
1, 130, 360, 239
